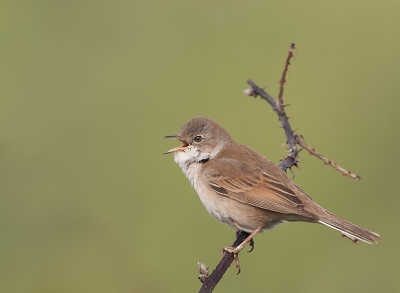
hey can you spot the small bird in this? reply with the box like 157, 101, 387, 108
165, 117, 380, 271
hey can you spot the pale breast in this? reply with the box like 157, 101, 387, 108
174, 150, 232, 225
173, 149, 283, 233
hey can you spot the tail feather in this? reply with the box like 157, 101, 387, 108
318, 211, 380, 244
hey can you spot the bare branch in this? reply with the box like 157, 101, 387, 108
245, 43, 360, 180
246, 79, 299, 171
198, 232, 250, 293
278, 43, 295, 105
296, 137, 361, 180
246, 44, 299, 172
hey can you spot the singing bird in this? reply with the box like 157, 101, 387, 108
165, 117, 380, 271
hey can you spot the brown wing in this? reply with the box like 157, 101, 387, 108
204, 158, 316, 219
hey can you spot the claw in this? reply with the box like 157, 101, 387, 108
248, 238, 255, 253
233, 253, 241, 275
222, 225, 264, 274
221, 246, 242, 274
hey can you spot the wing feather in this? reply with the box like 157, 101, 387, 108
204, 158, 316, 218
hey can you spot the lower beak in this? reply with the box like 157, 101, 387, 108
163, 135, 189, 154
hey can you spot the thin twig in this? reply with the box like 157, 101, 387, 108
246, 43, 299, 172
278, 43, 295, 105
296, 137, 361, 180
245, 43, 360, 180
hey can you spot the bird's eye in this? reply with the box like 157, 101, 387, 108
194, 135, 203, 143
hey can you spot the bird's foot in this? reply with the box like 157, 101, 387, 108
221, 246, 242, 274
224, 226, 263, 274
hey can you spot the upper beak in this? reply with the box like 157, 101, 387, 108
163, 135, 190, 154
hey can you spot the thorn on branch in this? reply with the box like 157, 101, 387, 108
278, 43, 296, 105
296, 136, 361, 180
245, 43, 360, 181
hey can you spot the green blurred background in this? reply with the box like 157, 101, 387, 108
1, 0, 399, 292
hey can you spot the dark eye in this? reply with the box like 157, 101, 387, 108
194, 135, 203, 143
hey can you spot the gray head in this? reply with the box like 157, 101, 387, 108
164, 117, 232, 164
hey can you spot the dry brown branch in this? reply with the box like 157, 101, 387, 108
278, 43, 295, 105
246, 79, 299, 171
198, 232, 250, 293
296, 137, 361, 180
245, 44, 299, 171
245, 43, 360, 179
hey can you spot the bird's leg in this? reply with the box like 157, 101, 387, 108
226, 226, 263, 254
222, 225, 264, 273
235, 230, 241, 239
237, 230, 255, 252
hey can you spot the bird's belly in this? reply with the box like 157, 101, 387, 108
177, 161, 283, 233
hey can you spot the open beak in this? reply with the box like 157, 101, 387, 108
164, 135, 190, 154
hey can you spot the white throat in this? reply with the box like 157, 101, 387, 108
173, 144, 223, 186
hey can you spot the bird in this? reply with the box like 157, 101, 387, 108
164, 116, 380, 271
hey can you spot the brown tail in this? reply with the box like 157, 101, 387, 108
318, 211, 380, 244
